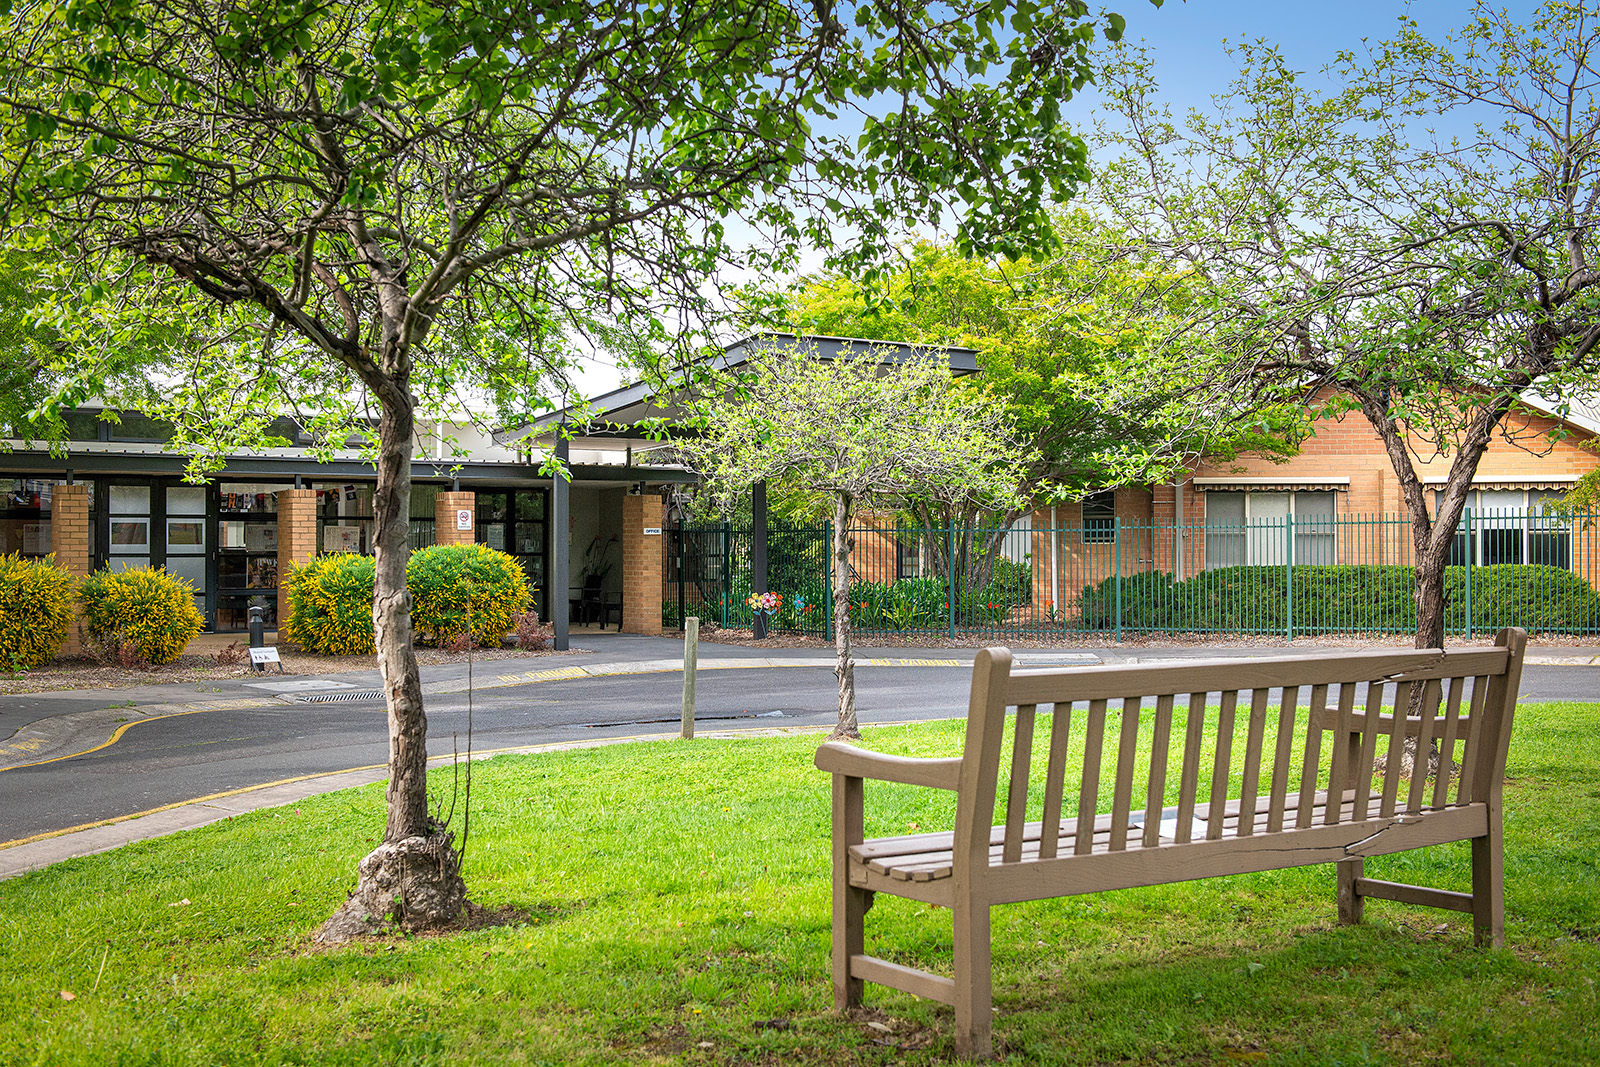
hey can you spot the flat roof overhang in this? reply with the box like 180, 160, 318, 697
0, 450, 698, 486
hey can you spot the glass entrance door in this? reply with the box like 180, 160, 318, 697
165, 485, 208, 620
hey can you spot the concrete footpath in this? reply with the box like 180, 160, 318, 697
2, 633, 1596, 882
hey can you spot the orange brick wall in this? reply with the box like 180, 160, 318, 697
276, 489, 318, 629
621, 493, 663, 635
434, 491, 476, 547
49, 483, 91, 654
1178, 399, 1600, 571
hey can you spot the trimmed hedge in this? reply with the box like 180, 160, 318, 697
283, 553, 376, 655
79, 565, 205, 664
408, 543, 531, 647
285, 544, 533, 655
0, 552, 76, 668
1076, 563, 1600, 634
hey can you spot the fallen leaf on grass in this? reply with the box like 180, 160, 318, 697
59, 991, 76, 1001
167, 898, 191, 907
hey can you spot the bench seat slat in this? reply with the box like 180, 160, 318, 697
849, 794, 1487, 887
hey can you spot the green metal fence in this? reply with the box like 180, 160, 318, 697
665, 510, 1600, 638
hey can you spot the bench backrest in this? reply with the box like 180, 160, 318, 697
953, 628, 1527, 869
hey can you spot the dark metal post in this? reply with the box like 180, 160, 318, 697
552, 431, 570, 651
947, 523, 957, 638
751, 481, 769, 639
1286, 514, 1295, 641
1114, 517, 1123, 644
248, 604, 265, 672
719, 520, 730, 629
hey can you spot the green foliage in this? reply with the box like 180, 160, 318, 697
78, 565, 204, 664
770, 226, 1308, 505
282, 554, 376, 656
0, 552, 75, 668
407, 544, 531, 648
1077, 565, 1600, 635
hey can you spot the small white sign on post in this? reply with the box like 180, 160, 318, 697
456, 509, 473, 531
643, 526, 662, 536
249, 646, 283, 673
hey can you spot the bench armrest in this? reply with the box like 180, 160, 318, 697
814, 742, 962, 790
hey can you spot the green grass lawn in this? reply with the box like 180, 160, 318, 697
2, 703, 1597, 1065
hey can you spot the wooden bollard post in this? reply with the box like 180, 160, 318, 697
681, 615, 698, 739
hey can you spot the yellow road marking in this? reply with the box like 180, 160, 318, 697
0, 707, 234, 773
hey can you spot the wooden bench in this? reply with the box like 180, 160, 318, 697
814, 628, 1527, 1058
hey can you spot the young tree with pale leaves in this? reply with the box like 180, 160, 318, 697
1095, 2, 1600, 649
680, 344, 1029, 738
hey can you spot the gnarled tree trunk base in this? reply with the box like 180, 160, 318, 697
315, 829, 466, 943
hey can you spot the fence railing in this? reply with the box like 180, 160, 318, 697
663, 511, 1600, 638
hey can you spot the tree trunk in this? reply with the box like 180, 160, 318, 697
831, 490, 860, 740
1413, 543, 1449, 651
318, 363, 465, 942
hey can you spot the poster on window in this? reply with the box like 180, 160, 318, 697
323, 525, 362, 553
22, 522, 48, 555
244, 524, 278, 553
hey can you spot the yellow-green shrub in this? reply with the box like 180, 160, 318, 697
79, 565, 204, 665
0, 552, 76, 668
408, 543, 531, 647
282, 553, 376, 656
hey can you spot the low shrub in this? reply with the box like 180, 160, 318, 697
283, 553, 376, 655
0, 552, 76, 668
79, 565, 204, 665
511, 610, 553, 650
407, 544, 531, 648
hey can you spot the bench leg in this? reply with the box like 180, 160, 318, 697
952, 896, 992, 1059
1336, 857, 1364, 926
832, 775, 866, 1010
1471, 827, 1504, 948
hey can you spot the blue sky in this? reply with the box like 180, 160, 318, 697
1103, 1, 1471, 98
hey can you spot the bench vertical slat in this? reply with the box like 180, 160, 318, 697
1405, 678, 1443, 813
1295, 684, 1329, 829
1266, 685, 1300, 833
1354, 681, 1387, 821
1236, 688, 1271, 837
1379, 679, 1416, 818
1038, 704, 1071, 860
1432, 676, 1467, 809
1455, 676, 1490, 806
1142, 693, 1176, 848
1002, 705, 1037, 864
1073, 699, 1109, 855
1323, 682, 1360, 826
1109, 697, 1143, 851
1175, 692, 1207, 844
1206, 690, 1238, 841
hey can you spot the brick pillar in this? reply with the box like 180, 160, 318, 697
435, 491, 476, 547
621, 493, 663, 635
276, 489, 318, 631
50, 482, 92, 655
